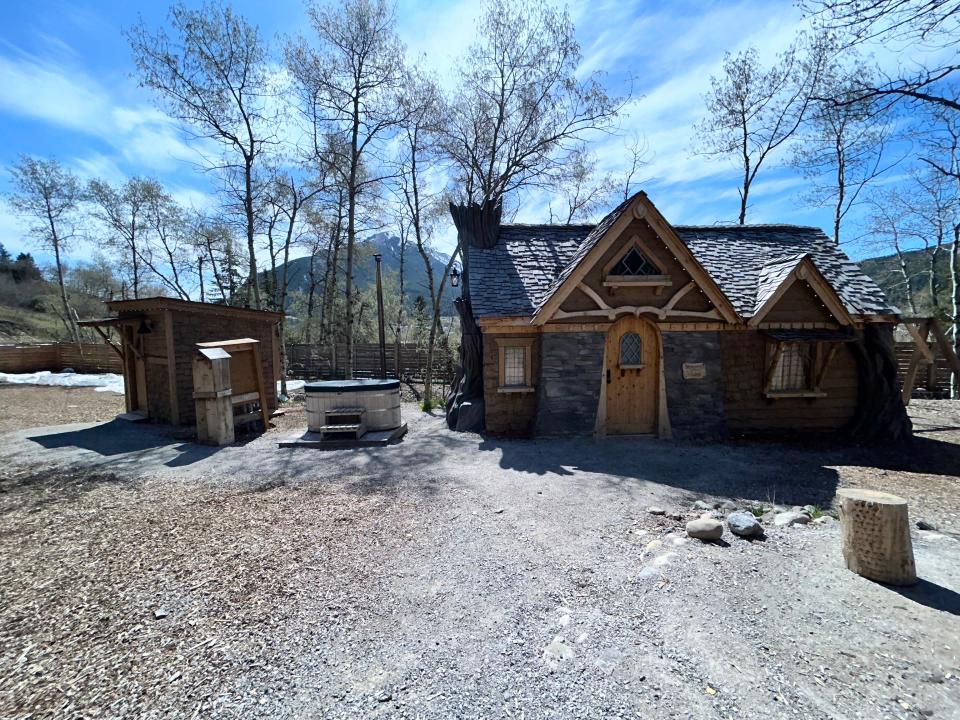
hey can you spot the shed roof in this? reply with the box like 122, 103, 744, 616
467, 209, 897, 320
105, 297, 284, 321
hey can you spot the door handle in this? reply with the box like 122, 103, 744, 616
606, 369, 611, 384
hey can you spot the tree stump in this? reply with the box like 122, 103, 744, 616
837, 489, 917, 586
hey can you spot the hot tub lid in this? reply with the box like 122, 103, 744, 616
304, 378, 401, 393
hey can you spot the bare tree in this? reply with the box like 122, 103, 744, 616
191, 211, 246, 304
548, 145, 617, 224
866, 191, 921, 315
803, 0, 960, 112
128, 2, 274, 308
395, 70, 458, 408
619, 132, 650, 201
7, 156, 82, 342
443, 0, 624, 214
87, 177, 150, 299
793, 58, 899, 243
261, 171, 324, 394
696, 37, 828, 224
918, 104, 960, 386
286, 0, 407, 377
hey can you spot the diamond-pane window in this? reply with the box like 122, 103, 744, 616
610, 247, 658, 276
620, 332, 642, 366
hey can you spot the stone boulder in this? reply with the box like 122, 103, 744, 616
727, 511, 763, 537
686, 517, 724, 541
773, 511, 811, 527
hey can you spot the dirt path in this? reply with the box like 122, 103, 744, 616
0, 391, 958, 719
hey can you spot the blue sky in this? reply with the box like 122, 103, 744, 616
0, 0, 919, 271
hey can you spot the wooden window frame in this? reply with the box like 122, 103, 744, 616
497, 337, 535, 393
764, 340, 840, 399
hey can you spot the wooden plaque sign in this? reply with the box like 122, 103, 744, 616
682, 362, 706, 380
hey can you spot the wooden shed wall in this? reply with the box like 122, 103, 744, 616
719, 329, 859, 433
482, 333, 539, 436
172, 310, 279, 427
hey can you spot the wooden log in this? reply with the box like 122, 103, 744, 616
837, 488, 916, 586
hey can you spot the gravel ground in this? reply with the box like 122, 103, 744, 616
0, 387, 958, 719
0, 384, 124, 434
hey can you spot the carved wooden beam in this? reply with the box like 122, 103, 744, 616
553, 306, 722, 321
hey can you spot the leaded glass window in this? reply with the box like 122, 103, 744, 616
503, 346, 526, 386
610, 247, 658, 276
620, 332, 642, 366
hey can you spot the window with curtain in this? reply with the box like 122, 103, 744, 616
769, 342, 813, 391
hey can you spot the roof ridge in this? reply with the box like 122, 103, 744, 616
676, 223, 825, 232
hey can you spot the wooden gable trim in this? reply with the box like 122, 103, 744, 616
533, 193, 740, 326
748, 257, 854, 328
532, 200, 640, 325
640, 199, 741, 324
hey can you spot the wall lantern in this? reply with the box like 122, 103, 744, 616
450, 264, 461, 288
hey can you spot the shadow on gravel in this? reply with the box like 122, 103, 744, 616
26, 420, 223, 468
888, 578, 960, 617
848, 435, 960, 478
478, 435, 842, 506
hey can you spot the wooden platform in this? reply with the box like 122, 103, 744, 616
278, 422, 408, 449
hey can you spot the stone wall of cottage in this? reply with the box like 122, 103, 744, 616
534, 332, 605, 435
661, 331, 727, 441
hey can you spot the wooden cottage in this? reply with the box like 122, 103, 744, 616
456, 191, 908, 440
80, 297, 283, 426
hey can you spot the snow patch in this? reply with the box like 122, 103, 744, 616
1, 371, 305, 397
0, 371, 125, 394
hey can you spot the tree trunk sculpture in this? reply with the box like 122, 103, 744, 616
446, 200, 502, 432
847, 323, 912, 441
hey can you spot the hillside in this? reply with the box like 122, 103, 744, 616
270, 232, 454, 313
860, 243, 957, 318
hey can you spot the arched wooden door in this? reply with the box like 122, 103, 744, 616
604, 315, 660, 435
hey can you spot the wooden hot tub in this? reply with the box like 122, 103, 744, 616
304, 379, 402, 433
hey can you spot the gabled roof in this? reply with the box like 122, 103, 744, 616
466, 201, 898, 321
679, 225, 897, 317
754, 253, 810, 316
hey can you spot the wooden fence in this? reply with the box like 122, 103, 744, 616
0, 341, 456, 384
0, 343, 123, 374
894, 341, 955, 398
286, 342, 455, 382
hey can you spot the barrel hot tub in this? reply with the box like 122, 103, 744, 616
304, 379, 402, 433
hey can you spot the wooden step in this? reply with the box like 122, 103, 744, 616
319, 421, 367, 441
325, 406, 366, 417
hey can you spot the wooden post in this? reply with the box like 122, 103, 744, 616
193, 347, 234, 446
374, 254, 387, 379
837, 488, 916, 586
164, 309, 180, 425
